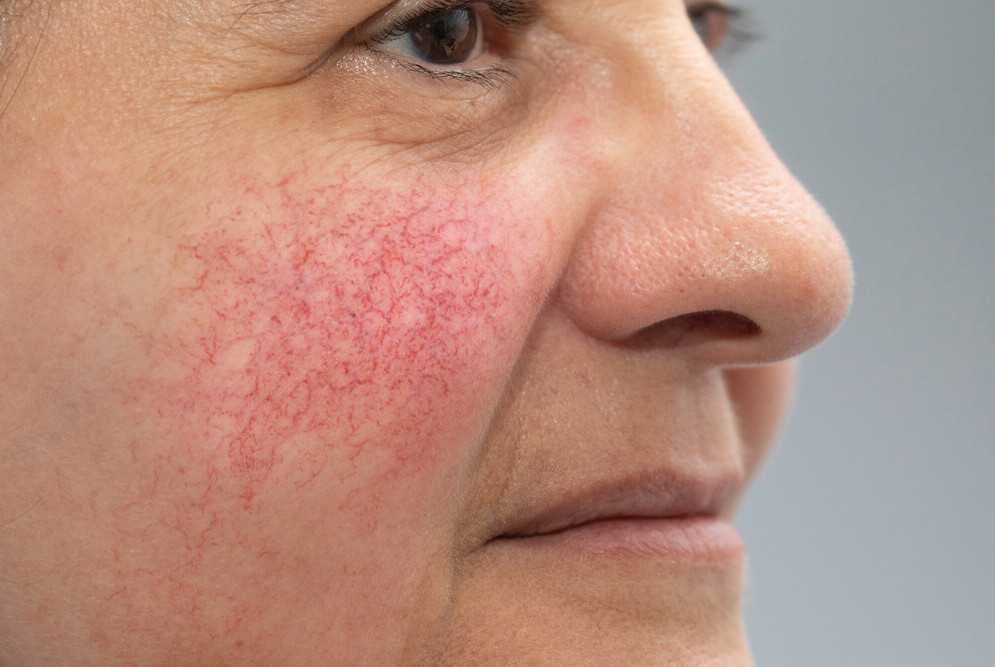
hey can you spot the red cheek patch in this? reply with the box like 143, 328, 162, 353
150, 169, 546, 507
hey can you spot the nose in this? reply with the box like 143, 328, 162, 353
554, 9, 853, 366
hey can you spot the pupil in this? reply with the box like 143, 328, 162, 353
409, 8, 478, 65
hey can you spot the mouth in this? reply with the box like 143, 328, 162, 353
486, 469, 745, 563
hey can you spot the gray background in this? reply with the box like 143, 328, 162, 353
729, 1, 995, 665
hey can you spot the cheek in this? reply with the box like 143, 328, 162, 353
151, 172, 549, 507
27, 169, 556, 657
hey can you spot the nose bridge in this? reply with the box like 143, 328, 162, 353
556, 15, 853, 364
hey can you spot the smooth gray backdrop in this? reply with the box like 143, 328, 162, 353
728, 1, 995, 665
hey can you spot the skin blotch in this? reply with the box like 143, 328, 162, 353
0, 166, 552, 662
147, 169, 546, 508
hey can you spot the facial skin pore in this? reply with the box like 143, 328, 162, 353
0, 0, 852, 663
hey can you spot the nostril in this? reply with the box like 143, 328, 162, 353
618, 310, 761, 350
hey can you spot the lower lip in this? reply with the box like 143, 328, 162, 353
494, 516, 744, 563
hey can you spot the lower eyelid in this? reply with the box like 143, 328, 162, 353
351, 45, 516, 96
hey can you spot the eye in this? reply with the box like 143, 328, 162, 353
371, 4, 486, 67
687, 2, 741, 52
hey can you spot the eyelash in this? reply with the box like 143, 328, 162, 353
366, 1, 756, 87
366, 0, 534, 88
370, 0, 536, 42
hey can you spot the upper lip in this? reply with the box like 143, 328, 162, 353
495, 467, 744, 539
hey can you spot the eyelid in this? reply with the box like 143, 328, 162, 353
360, 0, 537, 88
369, 0, 537, 45
686, 2, 762, 55
368, 1, 474, 46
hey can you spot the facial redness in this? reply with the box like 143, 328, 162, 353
13, 163, 552, 659
144, 167, 549, 508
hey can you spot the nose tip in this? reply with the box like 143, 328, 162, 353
555, 134, 853, 366
694, 158, 854, 361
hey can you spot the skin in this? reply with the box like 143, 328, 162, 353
0, 0, 852, 664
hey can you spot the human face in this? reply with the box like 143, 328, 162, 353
0, 0, 851, 662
